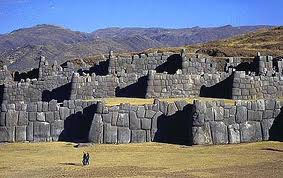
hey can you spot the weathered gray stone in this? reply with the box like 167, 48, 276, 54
141, 118, 151, 130
28, 112, 36, 121
111, 112, 118, 126
236, 106, 247, 123
15, 126, 26, 141
151, 111, 163, 130
210, 122, 228, 144
0, 112, 5, 126
145, 110, 156, 119
5, 110, 18, 126
159, 101, 168, 115
192, 110, 204, 126
33, 122, 51, 142
59, 107, 70, 120
117, 127, 130, 144
18, 111, 28, 126
263, 110, 274, 119
131, 130, 146, 143
261, 119, 274, 141
0, 126, 15, 142
175, 100, 188, 111
192, 123, 212, 145
257, 99, 265, 111
228, 124, 240, 144
129, 111, 140, 130
167, 103, 178, 116
240, 121, 262, 143
146, 130, 151, 142
103, 123, 117, 144
26, 122, 33, 141
42, 102, 49, 112
37, 101, 43, 112
27, 103, 37, 112
265, 100, 275, 110
45, 112, 54, 123
102, 113, 112, 123
36, 112, 45, 122
51, 120, 64, 141
136, 106, 145, 118
116, 113, 129, 127
205, 107, 215, 121
49, 100, 58, 111
214, 107, 224, 121
88, 114, 103, 143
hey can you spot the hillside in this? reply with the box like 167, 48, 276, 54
194, 26, 283, 57
0, 24, 271, 71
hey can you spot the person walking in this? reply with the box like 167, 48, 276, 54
82, 152, 87, 166
86, 152, 90, 165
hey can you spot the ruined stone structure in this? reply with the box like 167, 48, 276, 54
0, 50, 282, 144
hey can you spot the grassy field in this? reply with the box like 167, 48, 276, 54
88, 97, 237, 106
0, 141, 282, 177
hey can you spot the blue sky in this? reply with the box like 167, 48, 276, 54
0, 0, 282, 34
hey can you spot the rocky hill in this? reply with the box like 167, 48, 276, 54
0, 24, 271, 71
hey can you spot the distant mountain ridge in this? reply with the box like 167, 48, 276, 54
0, 24, 273, 71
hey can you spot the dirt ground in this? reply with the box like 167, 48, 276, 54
0, 141, 282, 178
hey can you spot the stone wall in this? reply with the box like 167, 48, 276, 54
108, 52, 172, 75
181, 55, 217, 74
232, 71, 283, 100
2, 75, 69, 104
70, 72, 146, 99
88, 99, 193, 144
1, 99, 282, 144
146, 70, 232, 98
254, 54, 283, 75
0, 66, 13, 84
0, 100, 97, 142
192, 99, 282, 144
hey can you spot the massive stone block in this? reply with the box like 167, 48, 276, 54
192, 123, 212, 145
88, 114, 103, 143
261, 119, 274, 141
236, 106, 247, 123
167, 103, 178, 116
51, 120, 64, 141
117, 127, 130, 144
136, 106, 145, 118
228, 124, 240, 144
141, 118, 151, 130
0, 126, 15, 142
116, 113, 129, 127
240, 121, 262, 143
0, 112, 6, 126
26, 122, 33, 141
33, 122, 51, 142
18, 111, 28, 126
102, 113, 112, 123
59, 107, 70, 120
5, 110, 18, 126
129, 111, 140, 130
103, 123, 117, 144
131, 130, 146, 143
210, 122, 228, 144
214, 107, 224, 121
15, 126, 26, 142
45, 112, 55, 123
36, 112, 45, 122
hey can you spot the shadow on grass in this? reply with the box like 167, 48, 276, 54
261, 148, 283, 153
59, 163, 82, 167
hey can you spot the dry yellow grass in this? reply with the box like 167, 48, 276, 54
0, 141, 282, 177
87, 97, 236, 106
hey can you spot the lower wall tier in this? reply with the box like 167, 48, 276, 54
0, 99, 282, 145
